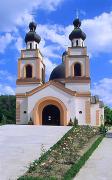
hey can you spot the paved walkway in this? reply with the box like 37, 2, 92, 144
0, 125, 71, 180
74, 130, 112, 180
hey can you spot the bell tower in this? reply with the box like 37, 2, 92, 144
16, 22, 45, 94
65, 18, 90, 93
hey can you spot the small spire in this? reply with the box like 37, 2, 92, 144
76, 9, 79, 19
64, 44, 68, 51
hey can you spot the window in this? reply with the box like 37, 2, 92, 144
30, 43, 32, 49
74, 63, 81, 76
76, 40, 78, 46
79, 111, 82, 114
35, 44, 37, 49
26, 65, 32, 78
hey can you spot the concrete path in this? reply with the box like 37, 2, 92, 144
0, 125, 71, 180
74, 130, 112, 180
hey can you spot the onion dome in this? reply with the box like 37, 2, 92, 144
29, 22, 36, 31
25, 22, 41, 44
49, 63, 65, 80
69, 18, 86, 41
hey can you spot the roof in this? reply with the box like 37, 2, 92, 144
49, 63, 65, 80
16, 80, 91, 98
25, 22, 41, 44
69, 18, 86, 41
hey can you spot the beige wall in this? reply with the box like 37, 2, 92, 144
65, 83, 90, 92
16, 84, 39, 94
27, 85, 91, 125
91, 103, 104, 126
16, 97, 28, 124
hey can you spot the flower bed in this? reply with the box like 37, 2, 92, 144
18, 125, 103, 180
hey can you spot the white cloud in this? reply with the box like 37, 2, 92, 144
44, 57, 57, 79
0, 84, 15, 95
92, 78, 112, 106
15, 36, 24, 51
38, 24, 68, 48
0, 0, 65, 81
82, 12, 112, 55
0, 70, 16, 95
38, 11, 112, 58
0, 33, 14, 53
0, 0, 64, 32
109, 60, 112, 64
0, 70, 16, 82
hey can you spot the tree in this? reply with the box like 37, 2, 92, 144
104, 106, 112, 125
0, 95, 16, 124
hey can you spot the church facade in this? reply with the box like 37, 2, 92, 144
16, 18, 104, 126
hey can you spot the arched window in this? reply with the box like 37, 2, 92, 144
35, 44, 37, 49
76, 40, 78, 46
26, 65, 32, 78
30, 43, 32, 49
74, 63, 81, 76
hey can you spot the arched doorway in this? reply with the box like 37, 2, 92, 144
33, 96, 67, 126
42, 104, 60, 125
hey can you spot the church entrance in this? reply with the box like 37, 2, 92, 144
42, 104, 60, 125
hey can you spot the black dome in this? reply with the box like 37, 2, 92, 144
25, 32, 41, 43
69, 18, 86, 41
49, 63, 65, 80
25, 22, 41, 44
29, 22, 37, 31
73, 18, 81, 28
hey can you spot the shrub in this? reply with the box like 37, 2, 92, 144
99, 124, 107, 135
74, 117, 78, 127
68, 118, 74, 126
28, 118, 33, 125
1, 114, 7, 125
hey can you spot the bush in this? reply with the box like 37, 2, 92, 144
68, 118, 74, 126
74, 117, 78, 127
28, 118, 33, 125
99, 124, 107, 135
1, 115, 7, 125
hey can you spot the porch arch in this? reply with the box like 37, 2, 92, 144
33, 96, 67, 126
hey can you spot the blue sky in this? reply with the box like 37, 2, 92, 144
0, 0, 112, 107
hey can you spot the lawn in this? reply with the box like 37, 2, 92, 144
18, 125, 103, 180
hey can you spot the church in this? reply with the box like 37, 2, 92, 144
16, 18, 104, 126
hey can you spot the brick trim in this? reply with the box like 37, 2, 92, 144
16, 101, 20, 123
85, 101, 91, 124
